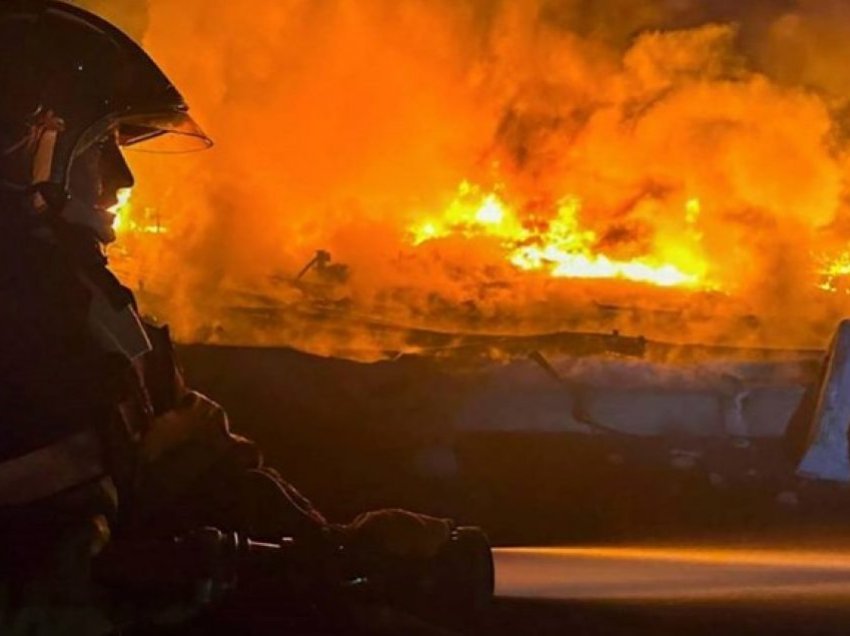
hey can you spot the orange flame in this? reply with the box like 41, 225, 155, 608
410, 181, 708, 289
110, 188, 168, 235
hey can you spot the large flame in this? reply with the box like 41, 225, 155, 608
411, 181, 706, 288
86, 0, 850, 355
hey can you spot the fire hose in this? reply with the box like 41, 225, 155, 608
93, 525, 494, 633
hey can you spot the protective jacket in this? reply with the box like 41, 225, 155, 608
0, 202, 326, 635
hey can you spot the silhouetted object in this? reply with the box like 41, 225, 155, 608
296, 250, 350, 284
95, 526, 494, 634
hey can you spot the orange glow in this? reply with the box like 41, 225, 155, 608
92, 1, 850, 354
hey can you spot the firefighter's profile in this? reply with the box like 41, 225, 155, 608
0, 3, 486, 634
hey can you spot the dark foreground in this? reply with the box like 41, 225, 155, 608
488, 595, 850, 636
175, 344, 850, 634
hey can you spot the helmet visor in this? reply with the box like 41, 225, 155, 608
118, 110, 213, 153
74, 109, 213, 162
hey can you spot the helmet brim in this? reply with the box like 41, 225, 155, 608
119, 111, 213, 153
73, 109, 213, 162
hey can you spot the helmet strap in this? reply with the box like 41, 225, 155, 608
30, 130, 57, 210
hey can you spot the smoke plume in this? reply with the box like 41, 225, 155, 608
75, 0, 850, 357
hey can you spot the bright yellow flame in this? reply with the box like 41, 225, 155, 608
511, 248, 697, 287
108, 188, 168, 235
109, 188, 133, 233
475, 195, 505, 224
410, 182, 706, 289
685, 197, 701, 225
411, 181, 528, 245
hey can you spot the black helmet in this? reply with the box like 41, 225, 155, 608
0, 0, 211, 208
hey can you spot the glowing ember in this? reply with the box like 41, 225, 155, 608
411, 182, 706, 289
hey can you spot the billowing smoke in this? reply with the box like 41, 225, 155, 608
75, 0, 850, 357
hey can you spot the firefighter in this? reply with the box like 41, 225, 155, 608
0, 2, 451, 634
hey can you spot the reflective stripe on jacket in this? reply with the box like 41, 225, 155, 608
0, 428, 105, 506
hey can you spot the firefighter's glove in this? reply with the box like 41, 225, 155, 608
140, 391, 257, 468
342, 509, 453, 560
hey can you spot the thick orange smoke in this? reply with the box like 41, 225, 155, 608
79, 0, 850, 357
